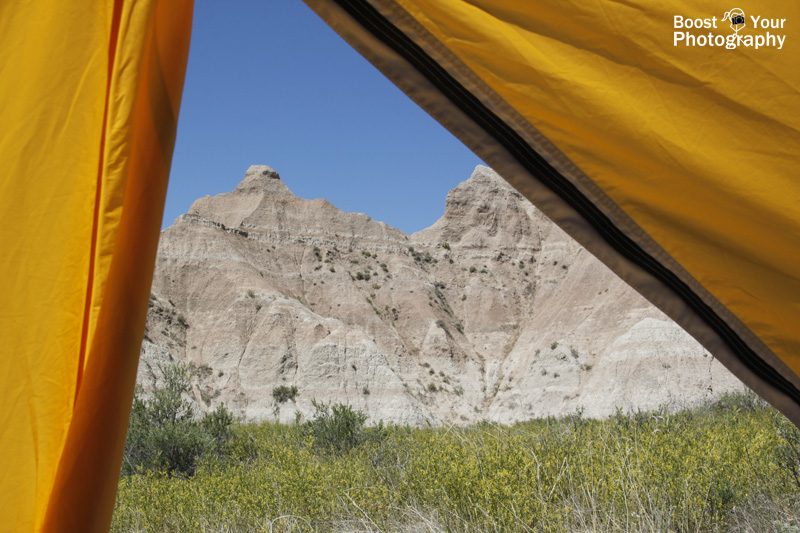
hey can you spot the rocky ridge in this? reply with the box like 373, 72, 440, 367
140, 165, 743, 425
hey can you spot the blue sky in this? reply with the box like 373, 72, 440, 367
165, 1, 484, 234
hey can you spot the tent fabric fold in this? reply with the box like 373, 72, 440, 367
0, 0, 192, 531
304, 0, 800, 424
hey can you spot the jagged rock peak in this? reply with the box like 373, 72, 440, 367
461, 165, 517, 192
414, 164, 531, 243
235, 165, 293, 195
246, 164, 280, 179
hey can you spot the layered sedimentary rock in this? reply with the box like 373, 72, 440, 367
140, 165, 742, 425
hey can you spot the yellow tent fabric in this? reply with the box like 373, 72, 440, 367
0, 0, 192, 530
305, 0, 800, 422
1, 0, 798, 530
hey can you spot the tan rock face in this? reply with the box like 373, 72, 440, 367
140, 165, 743, 425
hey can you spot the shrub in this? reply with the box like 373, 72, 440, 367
122, 363, 233, 477
201, 404, 235, 457
272, 385, 298, 403
305, 400, 368, 455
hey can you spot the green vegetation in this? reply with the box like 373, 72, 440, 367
304, 400, 374, 455
272, 385, 298, 404
122, 363, 233, 478
114, 392, 800, 532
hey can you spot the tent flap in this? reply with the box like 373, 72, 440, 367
0, 0, 192, 531
304, 0, 800, 423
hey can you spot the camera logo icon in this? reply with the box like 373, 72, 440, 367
723, 8, 746, 33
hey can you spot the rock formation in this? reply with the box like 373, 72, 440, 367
140, 165, 743, 425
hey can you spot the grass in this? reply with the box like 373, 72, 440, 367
112, 391, 800, 532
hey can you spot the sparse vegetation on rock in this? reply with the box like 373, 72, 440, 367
272, 385, 298, 403
140, 164, 744, 427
